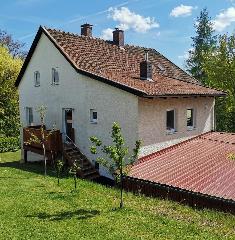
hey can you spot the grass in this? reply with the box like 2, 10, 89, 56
0, 151, 235, 240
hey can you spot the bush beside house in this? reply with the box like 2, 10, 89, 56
0, 136, 20, 152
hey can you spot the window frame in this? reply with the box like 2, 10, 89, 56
26, 107, 33, 126
90, 109, 98, 124
166, 109, 176, 134
186, 108, 195, 130
34, 71, 40, 87
52, 67, 59, 85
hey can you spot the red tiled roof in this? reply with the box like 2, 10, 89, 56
130, 132, 235, 201
15, 26, 225, 97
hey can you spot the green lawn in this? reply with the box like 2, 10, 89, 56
0, 151, 234, 240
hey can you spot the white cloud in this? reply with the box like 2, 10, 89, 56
213, 7, 235, 32
108, 7, 159, 33
178, 52, 189, 60
100, 28, 113, 40
170, 5, 196, 17
178, 48, 193, 60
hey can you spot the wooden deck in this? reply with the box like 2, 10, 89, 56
23, 126, 100, 180
23, 126, 62, 163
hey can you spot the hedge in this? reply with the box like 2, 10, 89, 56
0, 137, 20, 153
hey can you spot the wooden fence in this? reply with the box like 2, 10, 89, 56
123, 176, 235, 214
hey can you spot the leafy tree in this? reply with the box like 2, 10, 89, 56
203, 35, 235, 132
186, 8, 217, 82
69, 160, 81, 190
90, 122, 141, 208
0, 46, 22, 137
0, 29, 27, 59
55, 159, 64, 186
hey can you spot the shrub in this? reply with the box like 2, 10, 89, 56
0, 137, 20, 153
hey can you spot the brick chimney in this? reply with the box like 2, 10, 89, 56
113, 28, 124, 46
81, 23, 93, 37
140, 50, 152, 80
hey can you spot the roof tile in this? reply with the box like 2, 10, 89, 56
44, 27, 225, 97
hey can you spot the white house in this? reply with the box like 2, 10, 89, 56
15, 24, 225, 178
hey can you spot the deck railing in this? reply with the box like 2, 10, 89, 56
23, 126, 62, 153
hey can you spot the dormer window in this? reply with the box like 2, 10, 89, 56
34, 71, 40, 86
52, 68, 59, 85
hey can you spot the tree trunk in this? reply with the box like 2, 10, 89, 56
42, 143, 47, 177
120, 161, 124, 208
57, 172, 60, 186
120, 175, 124, 208
74, 175, 77, 190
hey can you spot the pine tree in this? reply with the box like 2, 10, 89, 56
186, 8, 217, 83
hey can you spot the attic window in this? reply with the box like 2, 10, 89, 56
158, 63, 165, 71
52, 68, 59, 85
34, 71, 40, 87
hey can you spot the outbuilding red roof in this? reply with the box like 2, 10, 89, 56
130, 132, 235, 201
15, 26, 225, 97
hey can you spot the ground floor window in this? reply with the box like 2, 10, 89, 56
187, 108, 194, 130
166, 109, 175, 133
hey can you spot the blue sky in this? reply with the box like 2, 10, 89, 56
1, 0, 235, 68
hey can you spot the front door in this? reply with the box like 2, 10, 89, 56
63, 108, 74, 142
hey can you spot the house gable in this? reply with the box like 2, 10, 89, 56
16, 26, 145, 97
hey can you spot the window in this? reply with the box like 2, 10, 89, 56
26, 107, 33, 126
166, 109, 175, 133
187, 108, 195, 130
34, 71, 40, 86
90, 109, 97, 123
52, 68, 59, 85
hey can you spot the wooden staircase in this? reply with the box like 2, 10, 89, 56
63, 144, 100, 180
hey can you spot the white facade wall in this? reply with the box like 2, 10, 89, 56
18, 33, 139, 177
138, 97, 215, 146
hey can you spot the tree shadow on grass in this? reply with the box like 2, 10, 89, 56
27, 209, 100, 221
0, 160, 56, 178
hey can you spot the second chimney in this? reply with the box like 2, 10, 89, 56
140, 50, 152, 80
81, 23, 93, 37
113, 28, 124, 46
